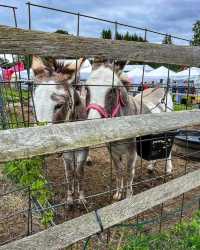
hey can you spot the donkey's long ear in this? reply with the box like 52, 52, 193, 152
32, 55, 49, 79
66, 58, 85, 71
32, 56, 45, 73
120, 74, 132, 91
92, 58, 109, 70
62, 58, 85, 84
114, 60, 128, 75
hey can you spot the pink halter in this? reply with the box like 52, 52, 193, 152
86, 89, 126, 118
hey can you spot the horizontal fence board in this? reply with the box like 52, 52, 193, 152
0, 25, 199, 66
0, 110, 200, 162
1, 168, 200, 250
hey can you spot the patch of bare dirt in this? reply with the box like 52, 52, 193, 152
44, 144, 200, 228
0, 169, 42, 245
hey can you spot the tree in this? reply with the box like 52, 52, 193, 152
116, 31, 123, 40
55, 29, 69, 35
101, 29, 112, 39
192, 20, 200, 45
101, 29, 146, 42
162, 34, 172, 44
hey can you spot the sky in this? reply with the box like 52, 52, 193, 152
0, 0, 199, 45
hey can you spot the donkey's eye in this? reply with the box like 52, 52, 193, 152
54, 103, 63, 111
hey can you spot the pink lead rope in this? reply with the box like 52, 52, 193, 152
86, 89, 125, 118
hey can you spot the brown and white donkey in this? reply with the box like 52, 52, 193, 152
85, 60, 173, 200
32, 56, 88, 205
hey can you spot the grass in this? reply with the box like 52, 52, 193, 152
120, 211, 200, 250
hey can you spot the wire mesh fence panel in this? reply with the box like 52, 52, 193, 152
0, 2, 200, 249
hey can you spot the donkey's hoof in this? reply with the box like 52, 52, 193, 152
77, 191, 87, 205
166, 171, 173, 176
66, 196, 74, 207
113, 191, 122, 201
86, 159, 93, 166
147, 164, 155, 172
147, 168, 154, 174
77, 197, 87, 206
166, 167, 172, 174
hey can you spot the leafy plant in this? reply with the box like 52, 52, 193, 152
192, 20, 200, 45
1, 87, 28, 104
3, 157, 54, 227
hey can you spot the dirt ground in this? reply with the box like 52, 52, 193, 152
45, 145, 200, 218
0, 168, 42, 245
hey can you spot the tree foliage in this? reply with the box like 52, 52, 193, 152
101, 29, 146, 42
162, 34, 172, 44
55, 29, 69, 35
101, 29, 112, 39
192, 20, 200, 45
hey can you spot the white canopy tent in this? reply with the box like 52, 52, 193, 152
10, 69, 34, 81
145, 66, 176, 81
80, 59, 92, 81
174, 67, 200, 83
125, 68, 146, 85
0, 67, 3, 81
125, 66, 176, 85
175, 67, 200, 78
134, 66, 176, 85
10, 69, 34, 89
123, 64, 154, 73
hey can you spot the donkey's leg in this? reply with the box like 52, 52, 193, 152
166, 152, 173, 174
126, 145, 137, 197
111, 154, 125, 201
147, 160, 157, 172
63, 153, 74, 206
86, 154, 92, 166
76, 149, 88, 203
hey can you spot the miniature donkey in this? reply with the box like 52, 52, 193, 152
32, 56, 88, 205
85, 60, 173, 200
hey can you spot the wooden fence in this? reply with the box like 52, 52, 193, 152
0, 110, 200, 162
0, 25, 200, 249
0, 25, 200, 66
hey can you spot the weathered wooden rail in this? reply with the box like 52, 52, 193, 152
0, 110, 199, 162
0, 25, 200, 66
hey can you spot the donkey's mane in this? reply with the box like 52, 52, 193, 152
53, 61, 74, 74
44, 58, 74, 75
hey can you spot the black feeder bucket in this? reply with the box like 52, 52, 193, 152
136, 130, 178, 161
